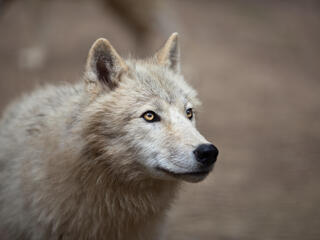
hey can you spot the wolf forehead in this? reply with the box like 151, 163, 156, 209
121, 59, 200, 107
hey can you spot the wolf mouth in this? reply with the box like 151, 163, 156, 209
156, 166, 210, 178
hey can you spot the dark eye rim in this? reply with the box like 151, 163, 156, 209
141, 111, 161, 122
186, 108, 193, 120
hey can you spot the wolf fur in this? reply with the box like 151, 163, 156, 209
0, 33, 214, 240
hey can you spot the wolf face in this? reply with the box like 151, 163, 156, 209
83, 33, 218, 183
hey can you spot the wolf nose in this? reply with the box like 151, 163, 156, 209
193, 144, 219, 167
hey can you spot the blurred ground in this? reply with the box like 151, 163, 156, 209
0, 0, 320, 239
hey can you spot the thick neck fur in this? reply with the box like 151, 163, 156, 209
50, 162, 179, 239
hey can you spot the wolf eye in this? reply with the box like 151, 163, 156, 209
186, 108, 193, 120
141, 111, 160, 122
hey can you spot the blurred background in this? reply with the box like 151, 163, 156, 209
0, 0, 320, 239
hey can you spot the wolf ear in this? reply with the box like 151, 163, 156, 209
85, 38, 128, 91
156, 32, 180, 73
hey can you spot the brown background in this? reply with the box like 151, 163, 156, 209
0, 0, 320, 239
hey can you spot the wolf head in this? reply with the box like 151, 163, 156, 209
82, 33, 218, 183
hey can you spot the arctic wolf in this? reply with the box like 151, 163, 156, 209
0, 33, 219, 240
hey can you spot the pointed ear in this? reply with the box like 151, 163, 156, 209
156, 32, 180, 73
85, 38, 128, 91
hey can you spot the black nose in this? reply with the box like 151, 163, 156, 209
193, 144, 219, 167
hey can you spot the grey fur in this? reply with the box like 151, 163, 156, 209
0, 33, 211, 240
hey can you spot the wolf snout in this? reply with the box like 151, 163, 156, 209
193, 144, 219, 167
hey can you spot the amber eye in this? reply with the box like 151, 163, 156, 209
186, 108, 193, 120
141, 111, 160, 122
